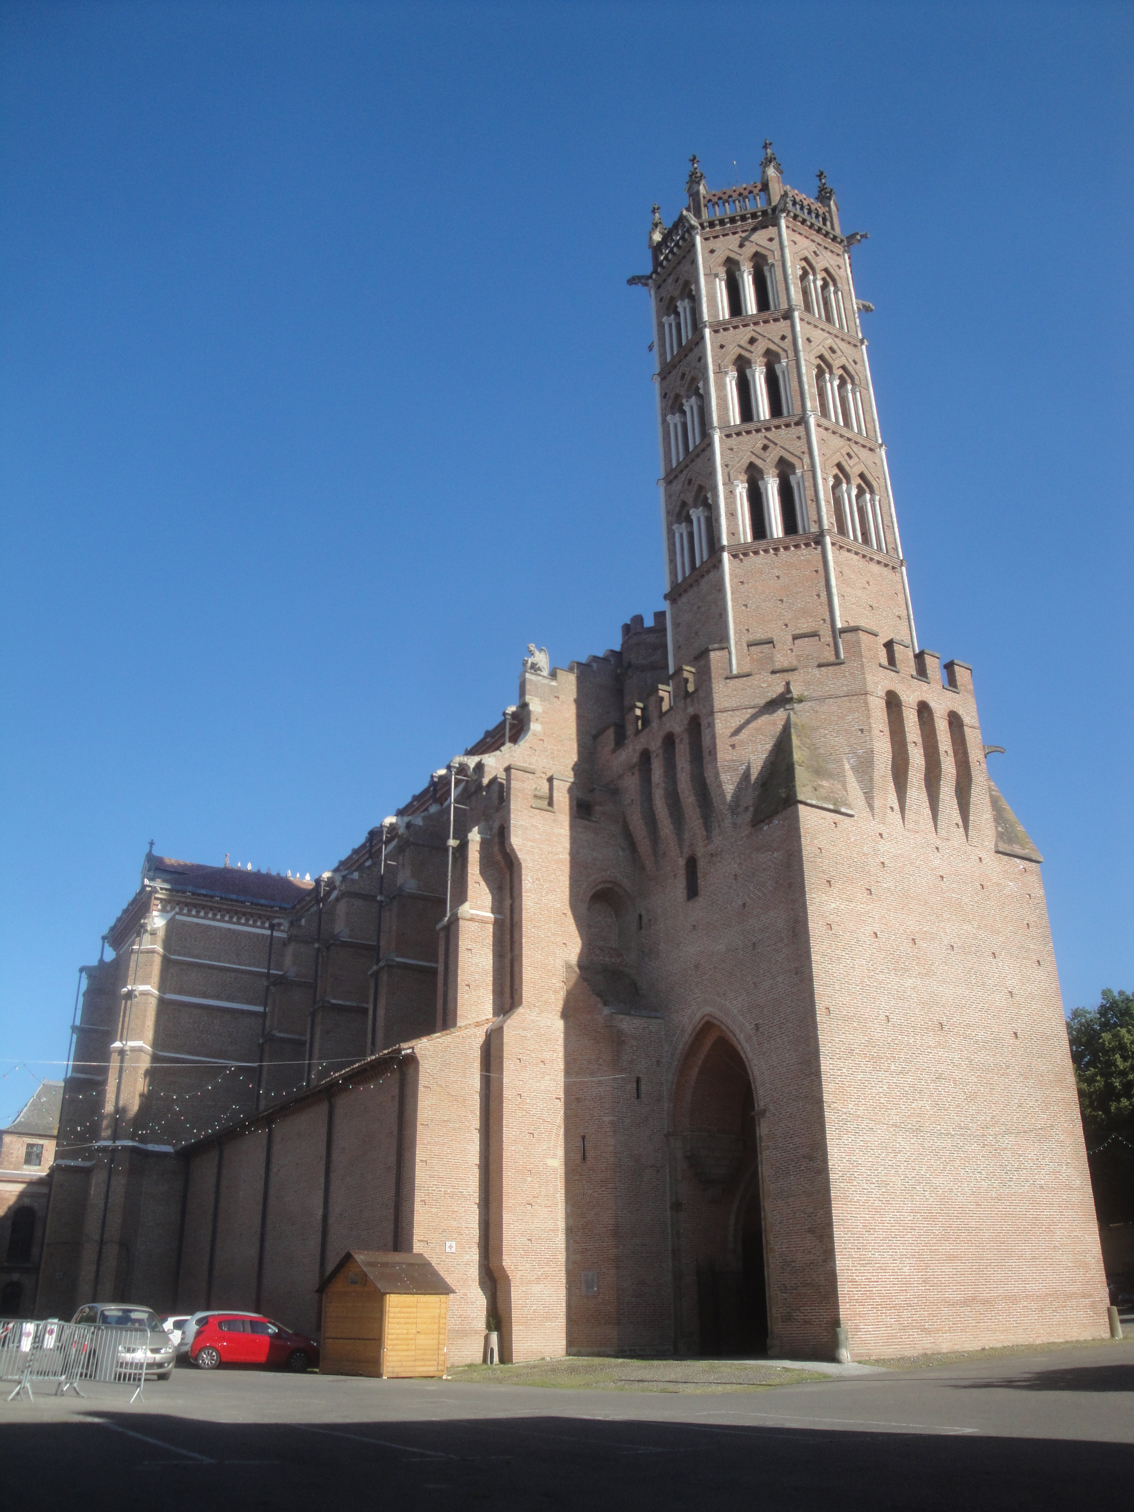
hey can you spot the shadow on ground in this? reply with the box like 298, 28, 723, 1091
956, 1363, 1134, 1394
1, 1410, 1132, 1512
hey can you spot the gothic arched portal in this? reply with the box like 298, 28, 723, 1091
671, 1026, 768, 1356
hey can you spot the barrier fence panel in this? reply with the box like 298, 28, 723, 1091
0, 1320, 152, 1402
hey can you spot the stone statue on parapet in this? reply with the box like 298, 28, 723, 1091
523, 644, 550, 676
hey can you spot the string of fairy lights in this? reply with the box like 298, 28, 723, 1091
5, 1054, 390, 1156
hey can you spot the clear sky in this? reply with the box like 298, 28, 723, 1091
1, 0, 1130, 1124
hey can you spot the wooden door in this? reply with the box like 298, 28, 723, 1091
380, 1294, 448, 1378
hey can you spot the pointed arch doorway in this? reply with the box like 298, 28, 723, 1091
672, 1027, 768, 1356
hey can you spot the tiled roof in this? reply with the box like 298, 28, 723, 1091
146, 856, 314, 909
5, 1081, 63, 1137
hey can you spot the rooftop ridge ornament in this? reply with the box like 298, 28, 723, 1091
761, 138, 781, 173
816, 169, 833, 201
648, 203, 665, 249
686, 155, 708, 217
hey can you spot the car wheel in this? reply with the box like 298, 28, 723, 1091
195, 1346, 221, 1371
285, 1349, 311, 1373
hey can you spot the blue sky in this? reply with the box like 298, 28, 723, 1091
1, 0, 1130, 1123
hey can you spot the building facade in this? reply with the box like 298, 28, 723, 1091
1, 1081, 61, 1316
38, 150, 1108, 1362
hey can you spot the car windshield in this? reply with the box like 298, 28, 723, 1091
99, 1308, 158, 1329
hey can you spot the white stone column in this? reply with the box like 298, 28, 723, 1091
740, 266, 755, 315
775, 361, 793, 415
870, 493, 886, 553
852, 385, 866, 434
766, 264, 780, 310
857, 490, 877, 549
715, 276, 728, 321
791, 472, 809, 533
759, 475, 782, 538
749, 365, 769, 421
725, 371, 739, 426
733, 480, 750, 542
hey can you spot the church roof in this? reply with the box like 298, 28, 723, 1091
4, 1080, 63, 1137
145, 855, 314, 908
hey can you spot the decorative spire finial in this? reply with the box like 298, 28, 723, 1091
648, 202, 664, 249
762, 139, 781, 173
816, 169, 833, 202
686, 154, 705, 191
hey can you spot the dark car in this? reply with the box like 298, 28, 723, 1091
69, 1303, 176, 1380
189, 1313, 319, 1372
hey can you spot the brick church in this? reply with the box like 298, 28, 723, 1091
37, 147, 1107, 1364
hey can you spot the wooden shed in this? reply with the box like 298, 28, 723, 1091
318, 1251, 455, 1378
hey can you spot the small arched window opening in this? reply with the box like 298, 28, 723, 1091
948, 713, 973, 839
831, 473, 851, 539
661, 301, 679, 363
765, 360, 785, 418
918, 703, 943, 833
725, 267, 743, 318
676, 288, 697, 346
816, 363, 834, 422
685, 856, 699, 900
747, 467, 769, 541
6, 1206, 35, 1265
885, 692, 910, 824
778, 472, 799, 536
752, 260, 774, 312
734, 362, 754, 424
800, 263, 820, 318
854, 487, 877, 550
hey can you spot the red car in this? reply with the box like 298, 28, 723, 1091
189, 1313, 319, 1373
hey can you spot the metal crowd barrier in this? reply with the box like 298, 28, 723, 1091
0, 1320, 152, 1402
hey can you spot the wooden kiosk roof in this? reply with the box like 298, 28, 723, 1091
318, 1251, 455, 1296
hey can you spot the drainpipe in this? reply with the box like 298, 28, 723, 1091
777, 207, 843, 659
254, 921, 276, 1112
204, 1140, 224, 1308
647, 278, 676, 673
93, 921, 144, 1299
317, 1091, 335, 1287
254, 1123, 274, 1312
367, 825, 392, 1055
65, 966, 86, 1082
691, 218, 737, 672
304, 880, 325, 1087
392, 1056, 408, 1251
841, 254, 918, 653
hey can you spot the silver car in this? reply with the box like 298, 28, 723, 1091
70, 1304, 176, 1380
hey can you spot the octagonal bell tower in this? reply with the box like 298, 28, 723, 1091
640, 145, 915, 679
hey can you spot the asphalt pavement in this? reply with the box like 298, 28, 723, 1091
4, 1337, 1133, 1511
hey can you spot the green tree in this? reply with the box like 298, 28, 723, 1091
1067, 989, 1134, 1131
1067, 989, 1134, 1229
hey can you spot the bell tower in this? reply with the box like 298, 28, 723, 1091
642, 145, 915, 677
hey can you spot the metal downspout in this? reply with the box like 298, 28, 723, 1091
692, 221, 737, 671
777, 208, 844, 659
254, 921, 276, 1112
93, 923, 144, 1299
648, 279, 676, 673
852, 279, 925, 656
